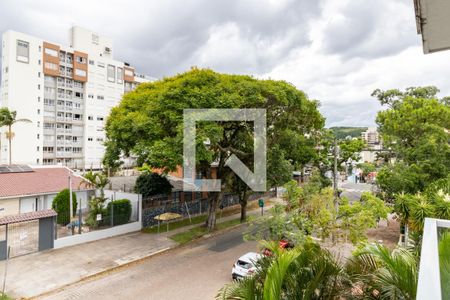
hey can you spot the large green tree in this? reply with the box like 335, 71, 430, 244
104, 69, 324, 231
373, 86, 450, 199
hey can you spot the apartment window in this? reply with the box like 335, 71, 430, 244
16, 40, 29, 63
37, 134, 40, 139
75, 69, 86, 77
89, 60, 94, 65
88, 115, 93, 120
96, 137, 104, 142
97, 116, 104, 121
38, 72, 41, 78
39, 45, 41, 52
38, 59, 41, 65
75, 56, 86, 64
38, 84, 40, 90
73, 81, 83, 88
37, 146, 40, 152
107, 65, 115, 82
88, 137, 93, 141
38, 96, 41, 102
124, 69, 133, 77
37, 109, 40, 115
44, 48, 58, 57
117, 67, 123, 83
97, 62, 105, 68
37, 121, 40, 128
75, 92, 83, 98
44, 62, 58, 70
88, 94, 94, 99
36, 159, 39, 164
97, 95, 104, 100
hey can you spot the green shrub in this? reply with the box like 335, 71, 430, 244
52, 189, 78, 225
104, 199, 132, 226
134, 172, 172, 198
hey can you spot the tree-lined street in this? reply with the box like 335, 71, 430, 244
39, 226, 256, 300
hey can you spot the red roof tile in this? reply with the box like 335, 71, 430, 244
0, 209, 57, 225
0, 166, 92, 198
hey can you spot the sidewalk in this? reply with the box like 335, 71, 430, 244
2, 199, 278, 299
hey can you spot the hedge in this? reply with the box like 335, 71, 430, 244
104, 199, 132, 226
52, 189, 78, 225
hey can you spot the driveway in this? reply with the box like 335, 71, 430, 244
38, 226, 257, 300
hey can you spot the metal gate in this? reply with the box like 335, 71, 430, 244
0, 209, 56, 260
7, 220, 39, 257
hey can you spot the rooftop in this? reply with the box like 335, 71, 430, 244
0, 165, 92, 199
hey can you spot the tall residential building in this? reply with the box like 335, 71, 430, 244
361, 127, 380, 145
0, 27, 152, 169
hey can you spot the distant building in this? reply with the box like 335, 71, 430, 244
0, 27, 153, 169
361, 127, 380, 145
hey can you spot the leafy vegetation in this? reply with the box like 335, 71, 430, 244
103, 199, 132, 226
104, 68, 324, 231
134, 172, 173, 198
330, 126, 368, 140
374, 86, 450, 199
217, 239, 419, 300
52, 189, 78, 225
245, 180, 390, 245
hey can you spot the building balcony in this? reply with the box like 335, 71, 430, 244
44, 105, 55, 112
43, 128, 54, 135
43, 152, 55, 158
44, 115, 55, 122
43, 140, 55, 147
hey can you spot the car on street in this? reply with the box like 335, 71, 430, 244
231, 252, 261, 280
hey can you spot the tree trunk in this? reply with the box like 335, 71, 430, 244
206, 192, 220, 232
8, 125, 12, 165
240, 202, 247, 223
239, 191, 249, 223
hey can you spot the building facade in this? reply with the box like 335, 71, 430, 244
361, 127, 380, 145
0, 27, 152, 169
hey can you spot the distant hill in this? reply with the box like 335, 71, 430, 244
329, 127, 368, 140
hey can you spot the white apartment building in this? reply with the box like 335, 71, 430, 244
361, 127, 380, 145
0, 27, 152, 169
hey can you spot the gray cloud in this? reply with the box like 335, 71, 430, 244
0, 0, 321, 77
1, 0, 446, 127
320, 0, 418, 60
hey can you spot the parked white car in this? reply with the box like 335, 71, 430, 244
231, 252, 261, 280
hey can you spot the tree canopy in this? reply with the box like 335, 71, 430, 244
374, 86, 450, 198
104, 68, 324, 230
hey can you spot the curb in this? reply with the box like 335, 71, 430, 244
26, 246, 173, 300
25, 202, 277, 299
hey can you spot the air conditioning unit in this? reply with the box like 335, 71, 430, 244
104, 47, 111, 54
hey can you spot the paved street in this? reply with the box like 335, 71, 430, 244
38, 226, 257, 300
339, 181, 373, 202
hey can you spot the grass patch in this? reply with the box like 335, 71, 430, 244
142, 214, 207, 234
169, 217, 246, 245
0, 294, 12, 300
142, 198, 272, 234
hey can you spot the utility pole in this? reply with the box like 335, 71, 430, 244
333, 138, 339, 212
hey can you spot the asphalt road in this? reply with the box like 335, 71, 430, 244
39, 226, 257, 300
339, 181, 373, 202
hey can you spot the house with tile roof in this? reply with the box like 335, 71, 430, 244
0, 165, 94, 218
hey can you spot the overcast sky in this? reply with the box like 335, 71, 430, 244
1, 0, 450, 127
